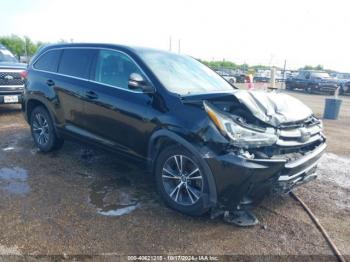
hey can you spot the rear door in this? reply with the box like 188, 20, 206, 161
81, 49, 154, 159
55, 48, 97, 130
31, 49, 62, 116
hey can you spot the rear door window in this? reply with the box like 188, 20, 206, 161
34, 50, 62, 72
58, 49, 96, 79
94, 49, 144, 90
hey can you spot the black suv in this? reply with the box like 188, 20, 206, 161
22, 43, 326, 220
0, 44, 27, 104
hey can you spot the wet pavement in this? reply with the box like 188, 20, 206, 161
0, 92, 349, 259
0, 167, 30, 195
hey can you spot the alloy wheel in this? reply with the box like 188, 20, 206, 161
32, 113, 50, 146
161, 154, 203, 206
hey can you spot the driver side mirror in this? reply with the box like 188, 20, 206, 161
128, 73, 154, 93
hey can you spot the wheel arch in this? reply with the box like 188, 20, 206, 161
25, 97, 60, 136
148, 129, 218, 207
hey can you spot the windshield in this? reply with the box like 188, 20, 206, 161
0, 48, 18, 63
311, 72, 331, 78
136, 50, 234, 95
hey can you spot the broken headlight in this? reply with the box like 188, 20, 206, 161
204, 101, 277, 148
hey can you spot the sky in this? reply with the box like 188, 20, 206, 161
0, 0, 349, 71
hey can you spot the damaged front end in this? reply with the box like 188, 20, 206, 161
185, 90, 326, 216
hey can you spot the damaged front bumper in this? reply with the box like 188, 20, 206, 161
205, 142, 327, 211
274, 143, 326, 194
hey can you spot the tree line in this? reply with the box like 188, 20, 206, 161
198, 59, 327, 72
198, 59, 273, 71
0, 35, 328, 72
0, 35, 45, 59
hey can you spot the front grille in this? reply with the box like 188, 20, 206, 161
253, 116, 325, 159
0, 72, 24, 86
276, 116, 323, 148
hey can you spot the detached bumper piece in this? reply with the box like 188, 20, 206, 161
223, 210, 259, 227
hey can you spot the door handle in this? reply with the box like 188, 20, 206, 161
85, 90, 98, 99
46, 79, 55, 86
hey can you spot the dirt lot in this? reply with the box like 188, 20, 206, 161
0, 90, 349, 260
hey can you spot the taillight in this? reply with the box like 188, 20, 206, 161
20, 70, 28, 79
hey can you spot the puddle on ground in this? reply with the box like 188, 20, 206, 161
88, 175, 141, 217
2, 146, 15, 151
1, 132, 29, 153
30, 148, 40, 155
78, 148, 105, 165
77, 147, 133, 173
0, 167, 30, 195
98, 203, 141, 216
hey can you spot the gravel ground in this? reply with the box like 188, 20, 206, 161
0, 90, 349, 260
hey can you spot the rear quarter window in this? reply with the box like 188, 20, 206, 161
58, 49, 96, 79
33, 49, 62, 72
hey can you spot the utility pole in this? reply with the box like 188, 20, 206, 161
282, 59, 287, 89
169, 36, 172, 52
23, 36, 28, 63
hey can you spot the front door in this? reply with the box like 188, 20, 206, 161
82, 49, 154, 159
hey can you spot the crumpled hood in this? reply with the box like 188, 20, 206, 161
233, 90, 313, 126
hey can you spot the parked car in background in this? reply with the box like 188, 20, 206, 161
341, 81, 350, 95
0, 44, 27, 104
332, 73, 350, 94
253, 74, 269, 83
22, 43, 326, 222
285, 70, 338, 94
215, 70, 236, 85
234, 73, 247, 83
254, 70, 284, 83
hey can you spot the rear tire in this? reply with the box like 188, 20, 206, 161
155, 145, 210, 216
30, 106, 64, 152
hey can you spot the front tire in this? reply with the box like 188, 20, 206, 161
155, 145, 210, 216
305, 85, 313, 94
30, 106, 64, 152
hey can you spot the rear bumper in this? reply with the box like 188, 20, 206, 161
206, 142, 326, 210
